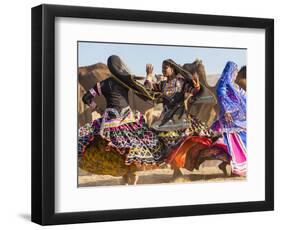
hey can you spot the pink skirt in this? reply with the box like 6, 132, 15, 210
212, 121, 247, 176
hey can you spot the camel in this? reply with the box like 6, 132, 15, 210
78, 63, 110, 126
235, 66, 246, 91
183, 60, 219, 126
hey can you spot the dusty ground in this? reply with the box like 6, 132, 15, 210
78, 160, 245, 187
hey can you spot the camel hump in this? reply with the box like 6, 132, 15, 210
79, 63, 109, 77
78, 63, 111, 91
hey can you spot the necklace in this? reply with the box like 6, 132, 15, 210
164, 79, 176, 97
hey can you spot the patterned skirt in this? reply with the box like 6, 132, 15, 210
78, 108, 220, 175
78, 108, 164, 169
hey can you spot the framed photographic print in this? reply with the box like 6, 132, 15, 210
31, 4, 274, 225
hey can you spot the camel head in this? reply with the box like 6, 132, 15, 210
183, 59, 209, 87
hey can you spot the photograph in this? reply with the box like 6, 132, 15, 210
31, 4, 274, 225
77, 42, 247, 187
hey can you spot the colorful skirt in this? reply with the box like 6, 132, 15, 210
211, 120, 247, 176
78, 108, 221, 175
78, 108, 164, 168
158, 114, 221, 169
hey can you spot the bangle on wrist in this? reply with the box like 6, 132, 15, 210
89, 88, 97, 97
194, 84, 200, 89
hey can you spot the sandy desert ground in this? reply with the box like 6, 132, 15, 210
78, 160, 245, 187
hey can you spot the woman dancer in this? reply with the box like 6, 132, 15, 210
78, 56, 165, 176
212, 61, 247, 176
144, 59, 219, 171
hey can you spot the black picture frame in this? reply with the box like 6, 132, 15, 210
31, 4, 274, 225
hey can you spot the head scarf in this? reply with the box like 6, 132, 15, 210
162, 59, 193, 81
107, 55, 161, 101
216, 61, 246, 130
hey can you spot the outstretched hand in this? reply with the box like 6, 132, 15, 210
146, 64, 154, 81
146, 64, 153, 75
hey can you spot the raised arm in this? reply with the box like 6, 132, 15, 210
144, 64, 162, 92
82, 82, 103, 109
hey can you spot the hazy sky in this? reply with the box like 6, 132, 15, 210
78, 42, 246, 76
